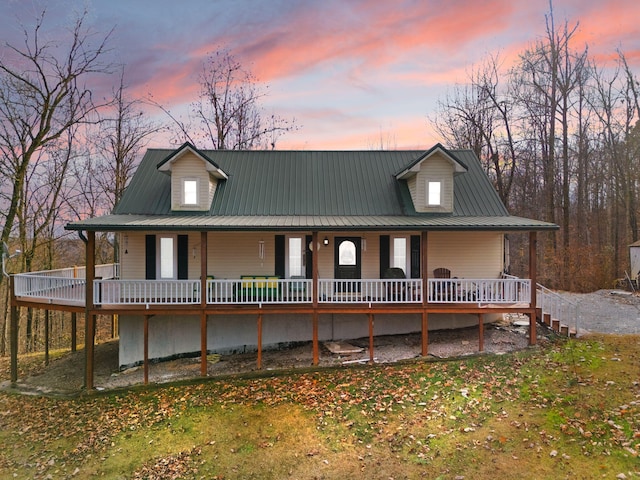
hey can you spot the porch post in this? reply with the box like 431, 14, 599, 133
368, 312, 374, 363
478, 313, 484, 352
200, 231, 208, 376
143, 314, 149, 385
85, 231, 96, 390
71, 312, 77, 352
529, 231, 537, 346
10, 275, 18, 385
312, 231, 319, 365
421, 231, 429, 356
257, 312, 263, 369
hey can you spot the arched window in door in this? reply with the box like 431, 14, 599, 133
339, 240, 356, 265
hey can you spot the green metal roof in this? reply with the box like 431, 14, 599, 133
66, 146, 558, 232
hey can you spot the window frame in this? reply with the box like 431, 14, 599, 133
182, 178, 199, 207
157, 235, 177, 279
391, 236, 409, 277
287, 236, 304, 278
426, 179, 442, 206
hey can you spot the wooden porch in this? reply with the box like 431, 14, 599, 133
9, 231, 541, 389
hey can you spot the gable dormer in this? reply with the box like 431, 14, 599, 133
395, 143, 467, 213
157, 142, 228, 212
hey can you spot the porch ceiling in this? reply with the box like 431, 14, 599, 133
65, 213, 558, 232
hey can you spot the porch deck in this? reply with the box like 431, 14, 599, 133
12, 265, 532, 309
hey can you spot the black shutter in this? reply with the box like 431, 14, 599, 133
177, 235, 189, 279
145, 235, 156, 279
305, 235, 313, 279
379, 235, 390, 277
410, 235, 421, 279
275, 235, 285, 278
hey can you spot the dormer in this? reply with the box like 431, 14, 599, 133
157, 142, 228, 212
395, 143, 467, 213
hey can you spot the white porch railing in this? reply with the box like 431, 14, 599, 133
95, 279, 201, 305
206, 278, 313, 304
428, 278, 531, 304
14, 263, 119, 304
537, 284, 578, 335
318, 279, 423, 303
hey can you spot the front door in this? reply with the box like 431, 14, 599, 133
334, 237, 361, 292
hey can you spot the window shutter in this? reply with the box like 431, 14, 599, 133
145, 235, 156, 279
177, 235, 189, 279
275, 235, 285, 278
410, 235, 421, 279
379, 235, 390, 277
305, 235, 313, 279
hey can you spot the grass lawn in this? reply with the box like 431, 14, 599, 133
0, 334, 638, 479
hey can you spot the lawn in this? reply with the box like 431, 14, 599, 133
0, 334, 638, 479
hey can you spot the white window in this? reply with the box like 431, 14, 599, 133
159, 236, 175, 279
392, 237, 408, 275
427, 180, 441, 206
288, 237, 303, 277
183, 179, 198, 205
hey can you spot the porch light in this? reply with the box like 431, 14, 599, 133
323, 236, 329, 246
2, 242, 21, 278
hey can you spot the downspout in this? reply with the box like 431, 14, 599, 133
78, 231, 88, 245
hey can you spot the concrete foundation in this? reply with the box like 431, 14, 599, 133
118, 311, 499, 369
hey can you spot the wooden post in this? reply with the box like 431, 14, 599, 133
257, 312, 263, 369
85, 231, 96, 390
368, 312, 374, 364
44, 310, 50, 366
143, 315, 149, 385
421, 231, 429, 356
71, 312, 77, 352
312, 231, 319, 365
10, 276, 18, 385
478, 313, 484, 352
529, 231, 537, 345
200, 231, 208, 376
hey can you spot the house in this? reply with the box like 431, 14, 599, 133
10, 142, 557, 388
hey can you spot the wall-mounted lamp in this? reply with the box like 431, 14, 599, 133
2, 242, 21, 278
323, 236, 329, 246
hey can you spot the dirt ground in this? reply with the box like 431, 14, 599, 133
3, 315, 540, 395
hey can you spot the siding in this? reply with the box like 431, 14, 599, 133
170, 152, 214, 211
414, 153, 454, 213
120, 230, 503, 280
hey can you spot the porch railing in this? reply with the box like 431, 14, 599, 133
537, 284, 578, 335
95, 279, 201, 305
14, 263, 119, 304
318, 279, 423, 303
206, 278, 313, 304
428, 278, 531, 304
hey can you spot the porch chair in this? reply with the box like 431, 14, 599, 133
433, 267, 451, 278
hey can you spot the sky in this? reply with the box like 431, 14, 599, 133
1, 0, 639, 150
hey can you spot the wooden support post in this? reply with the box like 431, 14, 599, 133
529, 231, 537, 346
71, 312, 77, 352
478, 313, 484, 352
200, 231, 208, 377
85, 231, 96, 390
10, 276, 18, 385
312, 231, 319, 366
44, 310, 50, 366
368, 312, 374, 364
257, 312, 263, 370
421, 231, 429, 356
143, 315, 149, 385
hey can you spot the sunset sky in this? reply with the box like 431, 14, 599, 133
1, 0, 639, 150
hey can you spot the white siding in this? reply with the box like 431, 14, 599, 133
170, 152, 216, 211
428, 231, 503, 279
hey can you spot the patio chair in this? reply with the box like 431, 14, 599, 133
433, 267, 451, 278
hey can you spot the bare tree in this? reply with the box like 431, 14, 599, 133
0, 8, 113, 284
157, 49, 296, 150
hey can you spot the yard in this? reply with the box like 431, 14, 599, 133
0, 333, 638, 479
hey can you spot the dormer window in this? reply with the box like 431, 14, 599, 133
427, 180, 441, 206
183, 178, 198, 206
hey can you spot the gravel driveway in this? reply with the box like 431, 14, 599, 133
557, 289, 640, 335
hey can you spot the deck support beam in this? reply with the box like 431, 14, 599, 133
312, 231, 319, 365
368, 312, 374, 363
10, 275, 18, 385
71, 312, 77, 352
478, 313, 484, 352
421, 231, 429, 356
143, 314, 149, 385
257, 312, 263, 369
529, 231, 537, 345
84, 231, 96, 390
200, 231, 208, 377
